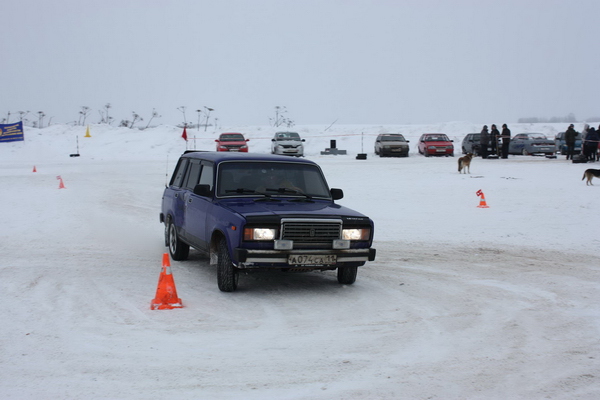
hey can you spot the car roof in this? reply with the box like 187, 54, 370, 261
181, 151, 318, 166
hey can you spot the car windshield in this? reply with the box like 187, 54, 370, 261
219, 134, 245, 141
381, 135, 406, 141
425, 135, 449, 141
275, 132, 301, 141
526, 133, 547, 140
217, 161, 331, 198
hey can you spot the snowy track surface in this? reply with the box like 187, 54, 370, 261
1, 124, 599, 399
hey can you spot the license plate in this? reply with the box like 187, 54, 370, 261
436, 149, 446, 152
288, 254, 337, 265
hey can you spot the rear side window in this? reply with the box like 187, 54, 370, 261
170, 158, 189, 187
183, 160, 202, 190
198, 162, 214, 191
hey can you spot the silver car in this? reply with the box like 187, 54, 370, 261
374, 133, 410, 157
508, 133, 555, 156
271, 131, 305, 156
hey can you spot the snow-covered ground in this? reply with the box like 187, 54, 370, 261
1, 122, 599, 399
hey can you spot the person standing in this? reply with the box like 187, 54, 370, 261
564, 124, 578, 160
490, 124, 499, 155
480, 125, 489, 159
500, 123, 511, 158
584, 127, 599, 162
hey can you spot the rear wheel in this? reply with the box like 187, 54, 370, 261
337, 266, 357, 284
217, 238, 238, 292
168, 222, 189, 261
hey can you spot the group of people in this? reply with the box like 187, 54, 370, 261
479, 124, 511, 159
565, 123, 599, 161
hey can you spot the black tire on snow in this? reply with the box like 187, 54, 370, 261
337, 266, 357, 284
217, 238, 238, 292
168, 222, 189, 261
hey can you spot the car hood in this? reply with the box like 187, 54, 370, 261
218, 198, 371, 221
380, 140, 408, 146
219, 140, 247, 145
423, 140, 452, 145
274, 139, 302, 145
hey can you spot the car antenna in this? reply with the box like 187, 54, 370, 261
165, 155, 169, 188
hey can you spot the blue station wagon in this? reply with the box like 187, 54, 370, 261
160, 152, 376, 292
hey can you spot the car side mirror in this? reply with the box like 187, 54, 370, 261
406, 140, 410, 143
450, 140, 454, 142
193, 184, 212, 197
330, 188, 343, 200
246, 139, 250, 142
271, 139, 276, 142
302, 139, 305, 142
214, 139, 219, 142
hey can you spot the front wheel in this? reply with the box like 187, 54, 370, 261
217, 238, 238, 292
337, 266, 357, 284
168, 222, 189, 261
522, 148, 529, 156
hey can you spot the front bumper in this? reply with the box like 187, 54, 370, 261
234, 248, 376, 268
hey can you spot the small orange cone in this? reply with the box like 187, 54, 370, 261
84, 125, 91, 138
476, 189, 489, 208
151, 253, 183, 310
57, 175, 66, 189
33, 166, 37, 172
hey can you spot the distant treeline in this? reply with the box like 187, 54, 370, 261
518, 114, 600, 124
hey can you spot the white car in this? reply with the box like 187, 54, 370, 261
271, 132, 305, 156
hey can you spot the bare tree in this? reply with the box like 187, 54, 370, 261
196, 109, 203, 130
130, 112, 143, 128
204, 106, 214, 131
144, 108, 161, 129
17, 111, 29, 123
78, 106, 91, 126
99, 103, 113, 124
177, 106, 188, 127
269, 106, 294, 127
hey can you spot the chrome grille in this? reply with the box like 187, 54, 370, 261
280, 218, 342, 243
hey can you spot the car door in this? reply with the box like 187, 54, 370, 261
510, 135, 525, 153
182, 160, 214, 251
164, 158, 189, 231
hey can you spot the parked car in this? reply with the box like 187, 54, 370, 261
160, 152, 376, 292
554, 131, 582, 155
417, 133, 454, 157
271, 131, 305, 156
508, 133, 555, 156
374, 133, 410, 157
461, 133, 488, 156
215, 132, 249, 152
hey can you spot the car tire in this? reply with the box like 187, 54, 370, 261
168, 222, 189, 261
217, 238, 238, 292
337, 266, 357, 284
462, 147, 467, 154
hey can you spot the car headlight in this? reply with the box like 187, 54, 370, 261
241, 145, 248, 149
244, 228, 277, 241
341, 228, 370, 241
428, 146, 436, 150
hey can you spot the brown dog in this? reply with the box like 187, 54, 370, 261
582, 169, 600, 185
458, 153, 473, 174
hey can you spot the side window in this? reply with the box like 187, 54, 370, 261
198, 162, 214, 191
170, 158, 189, 187
182, 160, 202, 190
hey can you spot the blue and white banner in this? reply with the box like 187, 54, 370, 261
0, 121, 25, 143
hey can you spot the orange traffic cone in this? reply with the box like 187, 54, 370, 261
84, 125, 91, 137
57, 175, 66, 189
476, 189, 489, 208
151, 253, 183, 310
33, 166, 37, 172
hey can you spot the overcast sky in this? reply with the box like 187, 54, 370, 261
1, 0, 598, 127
